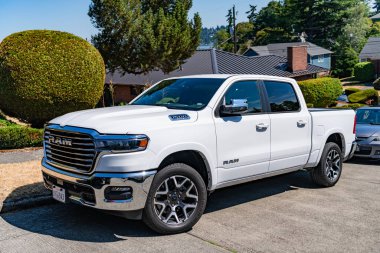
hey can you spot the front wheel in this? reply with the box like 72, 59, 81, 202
310, 142, 343, 187
143, 163, 207, 234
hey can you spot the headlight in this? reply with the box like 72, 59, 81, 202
95, 135, 149, 152
372, 137, 380, 142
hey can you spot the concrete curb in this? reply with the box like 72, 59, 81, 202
0, 194, 54, 214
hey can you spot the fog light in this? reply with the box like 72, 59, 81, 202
375, 151, 380, 155
105, 186, 133, 201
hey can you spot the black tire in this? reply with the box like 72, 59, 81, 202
310, 142, 343, 187
143, 163, 207, 234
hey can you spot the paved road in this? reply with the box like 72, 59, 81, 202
1, 160, 379, 253
0, 149, 43, 164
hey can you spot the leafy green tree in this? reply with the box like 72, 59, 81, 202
215, 22, 254, 53
332, 46, 359, 78
255, 1, 288, 32
253, 1, 293, 45
368, 21, 380, 37
340, 2, 371, 52
255, 27, 291, 46
215, 29, 233, 52
88, 0, 201, 74
283, 0, 367, 50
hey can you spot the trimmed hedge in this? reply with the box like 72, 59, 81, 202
374, 78, 380, 90
0, 30, 105, 127
348, 89, 379, 104
0, 126, 43, 149
331, 103, 366, 110
344, 87, 361, 96
353, 62, 375, 82
298, 77, 343, 108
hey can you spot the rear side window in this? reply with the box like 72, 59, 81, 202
264, 81, 300, 112
224, 80, 262, 114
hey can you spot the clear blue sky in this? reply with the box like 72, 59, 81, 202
0, 0, 271, 41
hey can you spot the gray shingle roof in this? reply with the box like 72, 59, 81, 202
245, 42, 332, 57
370, 13, 380, 20
214, 50, 328, 77
106, 49, 329, 85
359, 37, 380, 60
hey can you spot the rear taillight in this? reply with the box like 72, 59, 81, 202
353, 115, 357, 134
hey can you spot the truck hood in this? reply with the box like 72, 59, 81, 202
49, 105, 198, 134
356, 124, 380, 138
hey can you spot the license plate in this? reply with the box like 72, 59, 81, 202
52, 185, 66, 203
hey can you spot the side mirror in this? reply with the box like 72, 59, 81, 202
220, 99, 248, 115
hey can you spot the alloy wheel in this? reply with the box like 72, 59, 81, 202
153, 175, 198, 225
325, 149, 341, 181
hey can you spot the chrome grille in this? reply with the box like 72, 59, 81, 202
44, 128, 96, 173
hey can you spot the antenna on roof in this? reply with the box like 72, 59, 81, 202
300, 32, 308, 43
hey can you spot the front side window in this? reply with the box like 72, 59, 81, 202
223, 80, 262, 114
356, 109, 380, 125
132, 78, 225, 111
264, 81, 300, 112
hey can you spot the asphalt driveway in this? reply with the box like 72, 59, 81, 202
0, 160, 379, 253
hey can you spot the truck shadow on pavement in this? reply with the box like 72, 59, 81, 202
1, 170, 320, 242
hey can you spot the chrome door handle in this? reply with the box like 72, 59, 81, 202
297, 120, 307, 127
256, 123, 269, 131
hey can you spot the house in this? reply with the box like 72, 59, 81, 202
243, 42, 332, 70
106, 47, 329, 104
359, 37, 380, 78
370, 13, 380, 22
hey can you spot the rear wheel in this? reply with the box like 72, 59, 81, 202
310, 142, 343, 187
143, 163, 207, 234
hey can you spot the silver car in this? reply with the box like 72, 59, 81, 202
355, 107, 380, 159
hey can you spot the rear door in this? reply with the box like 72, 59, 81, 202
263, 80, 312, 172
214, 80, 271, 183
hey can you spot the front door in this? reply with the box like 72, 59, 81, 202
214, 80, 271, 183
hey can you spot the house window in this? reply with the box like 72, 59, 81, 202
318, 55, 325, 63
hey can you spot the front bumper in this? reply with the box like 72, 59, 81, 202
41, 158, 156, 212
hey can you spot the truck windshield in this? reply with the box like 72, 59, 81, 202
132, 78, 226, 110
356, 109, 380, 125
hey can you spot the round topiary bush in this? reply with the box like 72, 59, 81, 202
344, 87, 361, 96
353, 62, 375, 82
348, 89, 379, 105
0, 30, 105, 127
298, 77, 343, 108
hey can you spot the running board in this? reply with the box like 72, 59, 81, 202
215, 166, 303, 190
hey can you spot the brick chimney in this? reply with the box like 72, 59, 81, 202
287, 46, 308, 72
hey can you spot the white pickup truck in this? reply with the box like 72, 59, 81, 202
42, 75, 357, 234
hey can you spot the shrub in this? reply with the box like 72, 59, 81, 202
344, 87, 361, 96
0, 126, 43, 149
332, 47, 358, 78
374, 78, 380, 90
348, 89, 379, 104
0, 30, 105, 127
331, 103, 366, 110
353, 62, 375, 82
298, 77, 343, 108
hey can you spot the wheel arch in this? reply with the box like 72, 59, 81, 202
153, 148, 215, 190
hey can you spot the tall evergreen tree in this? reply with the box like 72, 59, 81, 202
89, 0, 201, 74
374, 0, 380, 14
246, 4, 258, 23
